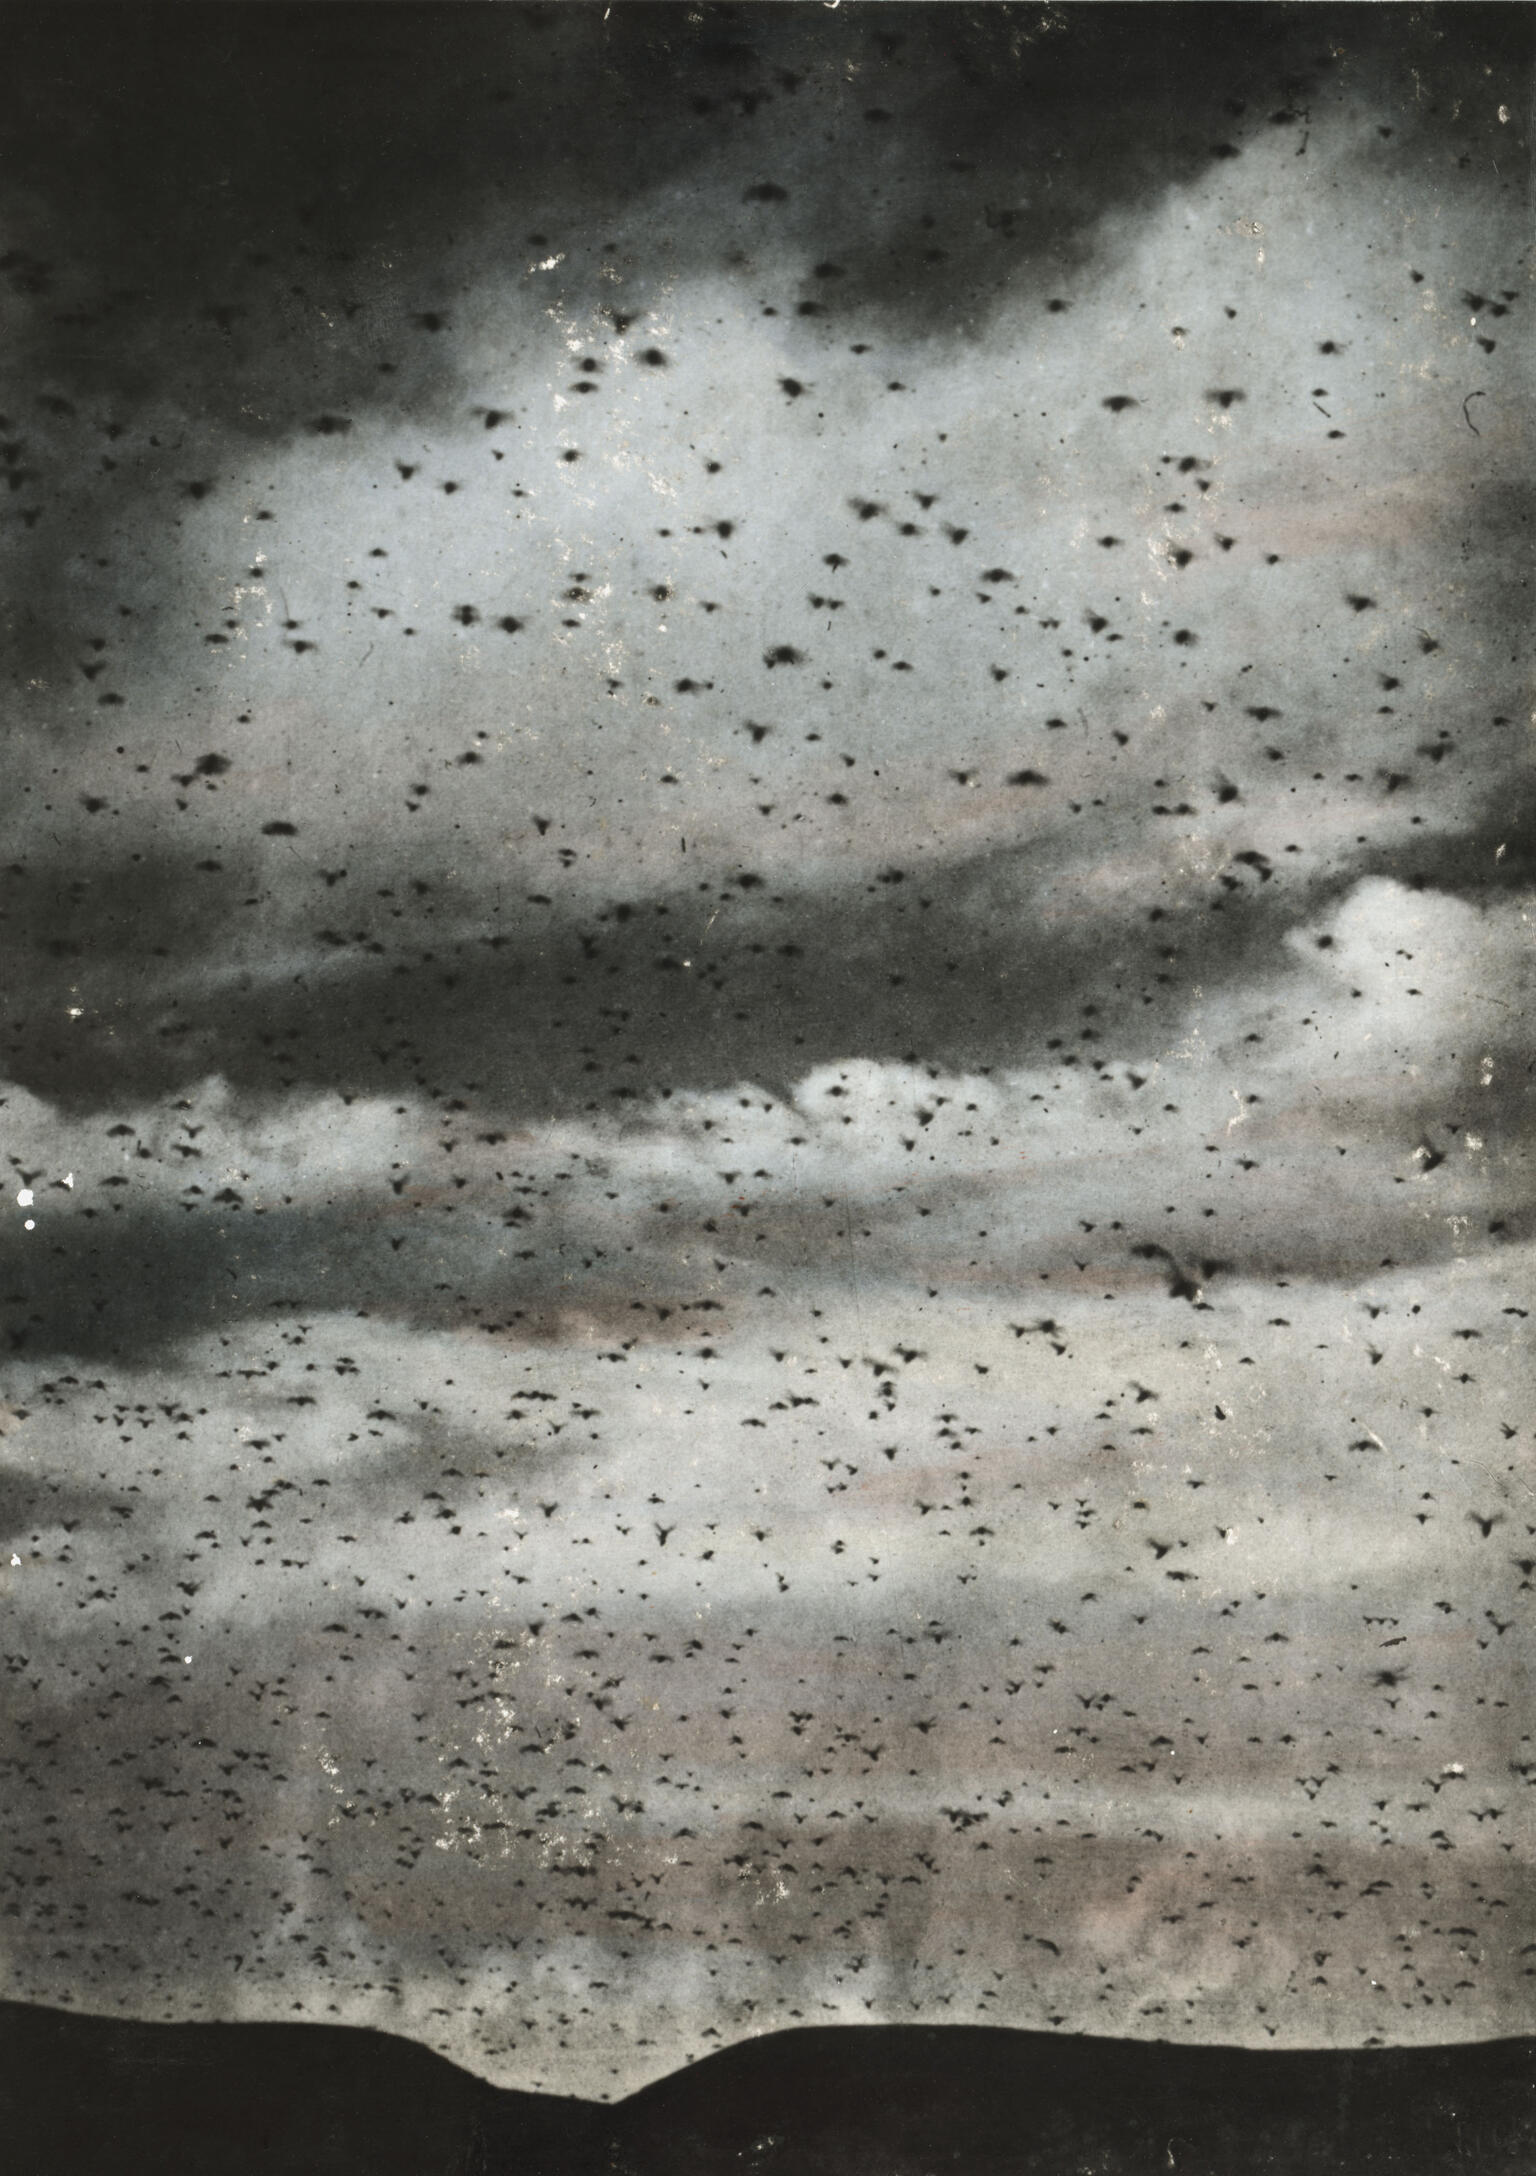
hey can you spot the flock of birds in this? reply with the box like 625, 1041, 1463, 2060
0, 8, 1529, 2105
2, 1101, 1530, 2090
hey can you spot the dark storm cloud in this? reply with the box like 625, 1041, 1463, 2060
0, 7, 1519, 547
0, 5, 1431, 416
1, 830, 1325, 1111
5, 757, 1534, 1122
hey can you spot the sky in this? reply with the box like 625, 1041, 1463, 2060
0, 2, 1531, 2099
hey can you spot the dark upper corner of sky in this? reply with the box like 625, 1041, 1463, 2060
1, 4, 1524, 434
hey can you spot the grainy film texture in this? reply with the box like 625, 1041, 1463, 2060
0, 2, 1530, 2104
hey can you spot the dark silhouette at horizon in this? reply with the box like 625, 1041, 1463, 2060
4, 2001, 1534, 2176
